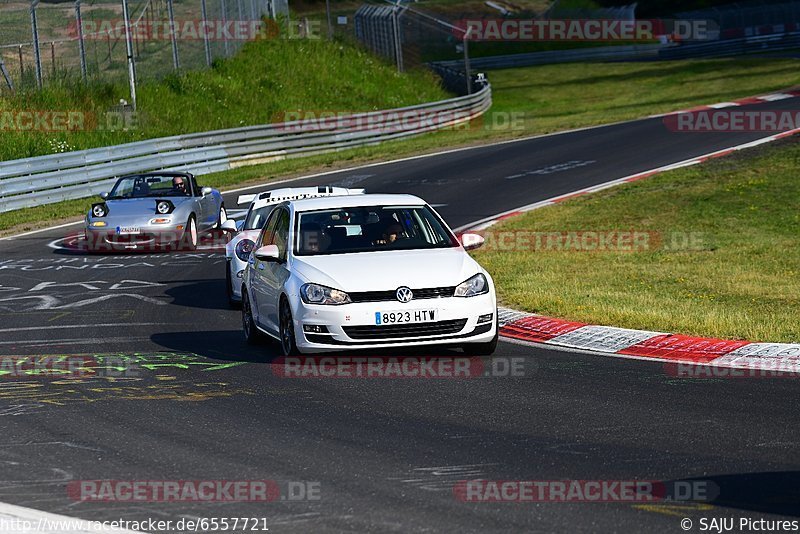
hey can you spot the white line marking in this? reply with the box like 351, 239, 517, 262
759, 93, 793, 101
455, 129, 800, 232
708, 102, 739, 109
0, 323, 170, 334
0, 501, 142, 533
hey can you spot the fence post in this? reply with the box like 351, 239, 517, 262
221, 0, 230, 57
392, 2, 404, 72
463, 27, 472, 95
50, 41, 56, 76
167, 0, 180, 70
325, 0, 333, 39
75, 0, 88, 81
0, 57, 13, 92
18, 45, 24, 79
30, 0, 43, 89
121, 0, 137, 110
200, 0, 212, 66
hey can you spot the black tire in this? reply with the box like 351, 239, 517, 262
181, 215, 198, 251
226, 261, 241, 309
242, 288, 265, 345
462, 319, 499, 356
279, 297, 300, 357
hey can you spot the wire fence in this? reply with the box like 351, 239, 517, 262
0, 0, 289, 93
678, 0, 800, 38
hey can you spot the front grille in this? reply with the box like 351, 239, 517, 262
349, 286, 456, 303
105, 233, 156, 244
343, 319, 467, 340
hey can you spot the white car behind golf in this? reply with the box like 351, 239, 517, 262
222, 186, 365, 306
241, 193, 498, 356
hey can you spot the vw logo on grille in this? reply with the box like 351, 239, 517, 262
396, 287, 414, 303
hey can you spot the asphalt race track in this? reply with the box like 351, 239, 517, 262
0, 97, 798, 532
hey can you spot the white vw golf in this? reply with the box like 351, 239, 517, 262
241, 193, 498, 356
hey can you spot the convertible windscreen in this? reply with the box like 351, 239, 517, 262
108, 175, 192, 199
295, 205, 458, 256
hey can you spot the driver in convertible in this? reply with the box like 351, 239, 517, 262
172, 176, 189, 195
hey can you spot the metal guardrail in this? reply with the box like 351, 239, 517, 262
432, 30, 800, 71
432, 44, 667, 71
658, 31, 800, 59
0, 84, 492, 213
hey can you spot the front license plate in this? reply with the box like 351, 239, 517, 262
375, 309, 437, 325
116, 226, 141, 235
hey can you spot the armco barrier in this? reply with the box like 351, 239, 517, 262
432, 44, 667, 71
432, 30, 800, 71
0, 84, 491, 213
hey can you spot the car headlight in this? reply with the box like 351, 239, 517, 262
454, 273, 489, 297
300, 283, 352, 305
91, 203, 108, 217
235, 239, 255, 262
155, 200, 175, 214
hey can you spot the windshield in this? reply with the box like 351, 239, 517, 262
295, 205, 458, 256
244, 205, 275, 231
108, 175, 192, 199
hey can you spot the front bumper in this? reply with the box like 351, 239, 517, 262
292, 292, 496, 353
85, 224, 184, 250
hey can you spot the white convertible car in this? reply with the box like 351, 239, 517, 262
240, 193, 498, 356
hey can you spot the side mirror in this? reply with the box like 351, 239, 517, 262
99, 192, 109, 200
460, 233, 485, 251
201, 187, 213, 196
254, 244, 280, 262
220, 219, 238, 233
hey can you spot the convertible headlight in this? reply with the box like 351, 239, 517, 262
91, 203, 108, 217
454, 273, 489, 297
235, 238, 255, 262
300, 283, 351, 305
149, 217, 172, 224
89, 221, 107, 227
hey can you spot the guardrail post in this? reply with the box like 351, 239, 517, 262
30, 0, 43, 89
75, 0, 88, 81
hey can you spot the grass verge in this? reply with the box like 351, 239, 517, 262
2, 56, 799, 235
471, 138, 800, 343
